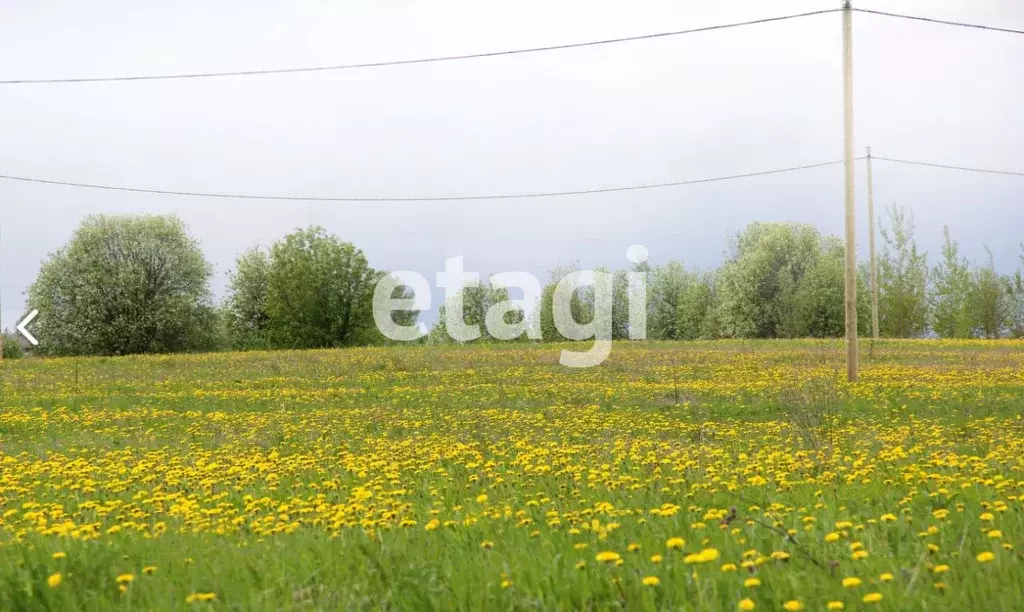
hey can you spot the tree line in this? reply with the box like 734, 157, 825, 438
9, 208, 1024, 357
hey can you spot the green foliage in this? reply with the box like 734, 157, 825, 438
878, 205, 929, 338
931, 227, 974, 338
646, 262, 718, 340
2, 332, 23, 359
971, 249, 1012, 339
536, 263, 594, 342
714, 222, 836, 338
1008, 246, 1024, 338
26, 215, 216, 356
21, 209, 1020, 353
262, 227, 380, 349
678, 271, 719, 340
431, 284, 521, 343
609, 268, 632, 340
224, 234, 418, 350
224, 247, 272, 350
782, 238, 870, 338
647, 261, 690, 340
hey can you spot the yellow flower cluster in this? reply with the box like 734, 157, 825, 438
0, 339, 1021, 608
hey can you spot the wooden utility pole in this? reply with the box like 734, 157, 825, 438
866, 146, 879, 340
842, 0, 858, 382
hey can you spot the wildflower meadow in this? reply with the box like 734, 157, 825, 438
1, 339, 1022, 610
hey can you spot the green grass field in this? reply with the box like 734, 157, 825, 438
1, 340, 1022, 610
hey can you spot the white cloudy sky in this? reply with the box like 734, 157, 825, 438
1, 0, 1022, 329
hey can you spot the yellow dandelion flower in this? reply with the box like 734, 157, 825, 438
47, 573, 62, 588
988, 530, 1002, 539
185, 592, 217, 603
738, 598, 756, 611
52, 552, 67, 560
701, 548, 720, 561
642, 576, 660, 586
825, 532, 841, 542
842, 577, 862, 588
596, 551, 621, 563
650, 554, 663, 564
721, 563, 737, 572
744, 577, 761, 588
575, 560, 586, 570
666, 537, 685, 550
862, 593, 883, 604
782, 600, 804, 611
879, 572, 894, 582
933, 564, 950, 574
827, 602, 844, 610
976, 551, 995, 563
480, 540, 494, 550
143, 566, 157, 576
116, 574, 134, 584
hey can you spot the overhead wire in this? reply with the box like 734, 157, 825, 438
871, 156, 1024, 178
0, 9, 841, 84
5, 156, 1021, 203
853, 8, 1024, 36
0, 159, 852, 202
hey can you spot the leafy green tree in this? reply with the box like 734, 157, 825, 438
263, 227, 379, 349
645, 261, 717, 340
224, 247, 271, 349
536, 263, 593, 342
678, 271, 719, 340
647, 261, 690, 340
877, 205, 929, 338
930, 227, 974, 338
431, 284, 521, 343
971, 249, 1012, 339
784, 238, 870, 338
714, 222, 825, 338
2, 331, 23, 359
1008, 246, 1024, 338
609, 268, 632, 341
27, 214, 216, 355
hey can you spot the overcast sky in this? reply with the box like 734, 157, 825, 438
1, 0, 1022, 329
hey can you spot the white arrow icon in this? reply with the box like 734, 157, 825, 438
17, 309, 39, 346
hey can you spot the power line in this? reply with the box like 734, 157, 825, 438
0, 8, 1017, 86
872, 156, 1024, 177
854, 8, 1024, 36
0, 9, 840, 85
0, 159, 850, 202
2, 156, 1019, 203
